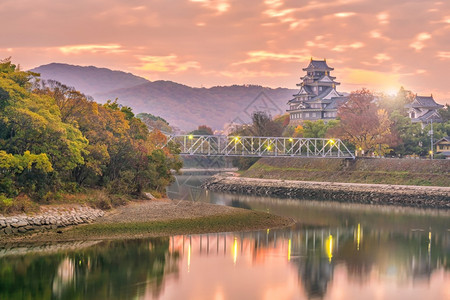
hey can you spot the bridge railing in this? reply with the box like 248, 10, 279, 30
165, 135, 355, 158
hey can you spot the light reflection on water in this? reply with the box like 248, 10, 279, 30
0, 174, 449, 300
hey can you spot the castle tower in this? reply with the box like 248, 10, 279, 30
287, 59, 347, 124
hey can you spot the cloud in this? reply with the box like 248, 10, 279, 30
334, 12, 356, 18
190, 0, 230, 14
220, 70, 290, 78
136, 55, 200, 73
437, 51, 450, 59
332, 42, 364, 52
232, 51, 310, 65
409, 32, 432, 51
262, 0, 305, 29
377, 12, 389, 25
59, 44, 124, 54
374, 53, 391, 63
340, 68, 402, 93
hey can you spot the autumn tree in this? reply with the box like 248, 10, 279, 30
329, 89, 398, 156
136, 113, 173, 134
0, 58, 182, 203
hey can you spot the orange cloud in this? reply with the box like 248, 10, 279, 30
410, 32, 432, 51
59, 44, 124, 54
437, 51, 450, 59
334, 12, 356, 17
221, 70, 290, 78
232, 51, 310, 65
190, 0, 230, 14
374, 53, 391, 63
332, 42, 364, 52
136, 55, 200, 73
339, 68, 402, 93
377, 12, 389, 25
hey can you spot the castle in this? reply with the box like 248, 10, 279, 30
287, 58, 347, 124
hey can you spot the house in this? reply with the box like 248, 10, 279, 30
435, 136, 450, 159
287, 58, 348, 125
405, 95, 443, 126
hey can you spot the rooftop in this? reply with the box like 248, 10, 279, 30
410, 95, 444, 108
302, 59, 334, 71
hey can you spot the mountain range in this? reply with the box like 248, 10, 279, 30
31, 63, 297, 131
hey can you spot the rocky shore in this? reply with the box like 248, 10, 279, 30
202, 176, 450, 209
0, 206, 104, 236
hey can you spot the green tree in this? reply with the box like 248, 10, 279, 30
438, 104, 450, 122
302, 120, 340, 138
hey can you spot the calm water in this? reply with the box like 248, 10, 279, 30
1, 174, 449, 300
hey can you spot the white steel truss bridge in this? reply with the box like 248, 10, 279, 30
165, 135, 355, 158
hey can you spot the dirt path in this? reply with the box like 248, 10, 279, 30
98, 199, 243, 223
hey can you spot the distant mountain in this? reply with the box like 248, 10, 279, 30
31, 63, 297, 131
31, 63, 148, 96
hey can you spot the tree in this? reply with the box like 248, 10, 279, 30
438, 104, 450, 122
190, 125, 213, 135
233, 111, 283, 137
231, 111, 283, 170
329, 89, 398, 156
0, 58, 182, 202
302, 120, 340, 138
136, 113, 172, 134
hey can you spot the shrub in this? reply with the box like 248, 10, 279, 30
0, 194, 39, 215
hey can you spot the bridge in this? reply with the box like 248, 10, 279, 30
165, 135, 355, 158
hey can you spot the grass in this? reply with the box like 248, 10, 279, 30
243, 158, 450, 186
3, 210, 294, 243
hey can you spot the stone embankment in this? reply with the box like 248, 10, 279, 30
0, 206, 104, 236
202, 176, 450, 209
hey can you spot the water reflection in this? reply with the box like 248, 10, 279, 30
1, 225, 448, 299
0, 238, 180, 300
0, 175, 449, 299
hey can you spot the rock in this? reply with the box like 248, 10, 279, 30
11, 221, 28, 228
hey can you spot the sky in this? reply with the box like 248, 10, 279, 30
1, 0, 450, 103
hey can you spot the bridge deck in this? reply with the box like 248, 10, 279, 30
166, 135, 355, 158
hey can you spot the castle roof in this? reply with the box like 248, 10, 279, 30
407, 95, 444, 109
302, 59, 334, 71
325, 96, 348, 109
411, 110, 442, 123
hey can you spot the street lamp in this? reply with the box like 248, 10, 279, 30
428, 120, 434, 160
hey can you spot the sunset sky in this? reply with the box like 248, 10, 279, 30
1, 0, 450, 103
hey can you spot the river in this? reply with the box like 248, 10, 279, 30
0, 174, 449, 300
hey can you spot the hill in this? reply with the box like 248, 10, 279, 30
31, 63, 297, 131
31, 63, 149, 96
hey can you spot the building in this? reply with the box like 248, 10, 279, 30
435, 136, 450, 159
287, 58, 348, 124
405, 95, 443, 126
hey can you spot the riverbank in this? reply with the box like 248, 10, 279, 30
243, 157, 450, 186
202, 176, 450, 209
0, 199, 294, 243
